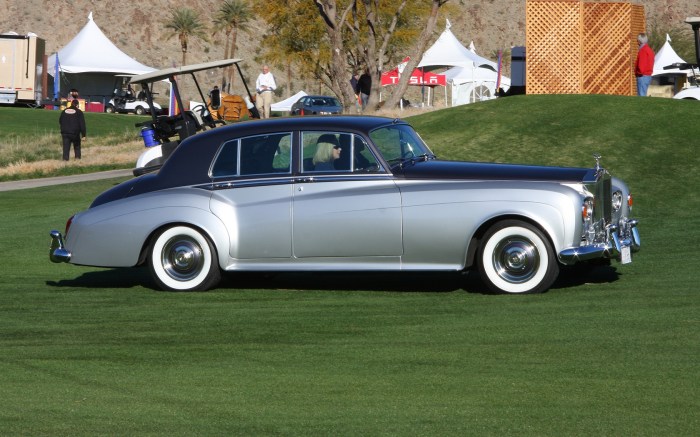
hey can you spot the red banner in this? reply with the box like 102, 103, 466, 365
381, 68, 446, 87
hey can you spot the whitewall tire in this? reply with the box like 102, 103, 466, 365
149, 226, 221, 291
478, 220, 559, 294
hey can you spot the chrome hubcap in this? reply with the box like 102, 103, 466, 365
162, 236, 204, 281
493, 237, 539, 284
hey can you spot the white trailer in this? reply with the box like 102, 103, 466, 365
0, 33, 45, 106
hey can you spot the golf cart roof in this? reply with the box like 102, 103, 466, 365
130, 58, 243, 84
686, 17, 700, 24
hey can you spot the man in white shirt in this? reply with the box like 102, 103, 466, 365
255, 65, 276, 119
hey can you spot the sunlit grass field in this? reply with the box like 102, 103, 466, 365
0, 107, 145, 180
1, 95, 698, 435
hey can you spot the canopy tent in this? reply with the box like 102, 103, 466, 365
653, 34, 692, 77
444, 66, 510, 106
271, 90, 307, 112
648, 34, 692, 98
417, 20, 497, 71
47, 12, 155, 102
413, 20, 505, 106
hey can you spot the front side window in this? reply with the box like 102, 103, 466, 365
301, 131, 380, 173
369, 124, 433, 167
211, 132, 292, 177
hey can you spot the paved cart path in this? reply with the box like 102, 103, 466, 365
0, 169, 133, 192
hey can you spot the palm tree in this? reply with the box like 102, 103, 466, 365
215, 0, 253, 92
163, 8, 209, 66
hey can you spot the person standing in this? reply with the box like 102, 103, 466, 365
59, 99, 86, 161
635, 33, 655, 97
357, 69, 372, 110
255, 65, 276, 119
350, 71, 361, 111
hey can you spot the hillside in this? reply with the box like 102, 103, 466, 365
1, 0, 699, 96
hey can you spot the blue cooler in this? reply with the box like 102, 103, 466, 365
140, 127, 160, 147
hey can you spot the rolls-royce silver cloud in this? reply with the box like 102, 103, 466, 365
49, 116, 640, 294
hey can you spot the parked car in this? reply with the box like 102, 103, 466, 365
49, 116, 640, 294
291, 95, 343, 115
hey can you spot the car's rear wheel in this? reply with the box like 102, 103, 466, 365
148, 226, 221, 291
135, 106, 146, 115
478, 220, 559, 294
105, 104, 114, 113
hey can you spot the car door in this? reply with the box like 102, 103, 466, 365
292, 131, 403, 259
209, 132, 294, 259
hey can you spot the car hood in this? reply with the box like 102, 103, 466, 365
396, 160, 595, 183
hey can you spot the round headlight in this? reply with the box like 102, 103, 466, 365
612, 190, 623, 211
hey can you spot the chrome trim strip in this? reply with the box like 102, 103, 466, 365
207, 174, 394, 191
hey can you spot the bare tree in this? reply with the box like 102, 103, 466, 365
313, 1, 357, 108
382, 0, 449, 109
314, 0, 450, 112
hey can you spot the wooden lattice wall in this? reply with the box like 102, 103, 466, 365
526, 0, 646, 95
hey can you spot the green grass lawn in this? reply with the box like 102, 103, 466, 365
0, 106, 147, 175
1, 95, 698, 435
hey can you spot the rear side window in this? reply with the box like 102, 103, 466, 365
211, 132, 292, 177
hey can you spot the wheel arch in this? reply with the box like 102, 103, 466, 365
465, 213, 559, 269
137, 219, 228, 269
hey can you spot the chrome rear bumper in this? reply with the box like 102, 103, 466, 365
559, 219, 640, 265
49, 230, 71, 263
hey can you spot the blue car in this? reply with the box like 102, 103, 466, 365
291, 95, 343, 115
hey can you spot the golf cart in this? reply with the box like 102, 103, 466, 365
128, 58, 260, 176
105, 74, 162, 115
667, 17, 700, 100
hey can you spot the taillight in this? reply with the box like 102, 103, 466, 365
65, 215, 75, 236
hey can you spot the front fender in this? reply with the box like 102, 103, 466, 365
399, 180, 583, 268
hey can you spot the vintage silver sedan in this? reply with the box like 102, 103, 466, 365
49, 116, 640, 294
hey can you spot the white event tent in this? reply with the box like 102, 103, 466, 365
417, 20, 507, 106
650, 34, 692, 97
271, 90, 307, 112
653, 34, 692, 77
444, 66, 510, 105
48, 12, 155, 102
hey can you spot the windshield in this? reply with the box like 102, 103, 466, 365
369, 124, 434, 166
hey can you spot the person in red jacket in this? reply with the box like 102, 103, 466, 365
635, 33, 655, 96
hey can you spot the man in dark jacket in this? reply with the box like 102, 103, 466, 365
357, 70, 372, 110
59, 99, 86, 160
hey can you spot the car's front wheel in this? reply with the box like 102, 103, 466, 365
148, 226, 221, 291
104, 104, 115, 113
135, 106, 146, 115
478, 220, 559, 294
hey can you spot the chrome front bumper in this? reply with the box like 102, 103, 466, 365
559, 219, 640, 265
49, 230, 71, 263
